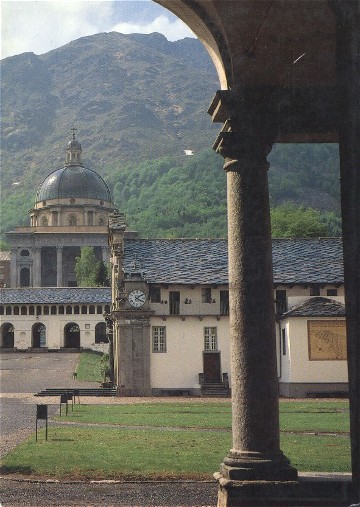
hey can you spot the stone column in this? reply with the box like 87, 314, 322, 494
56, 246, 63, 287
211, 100, 296, 483
32, 248, 41, 287
332, 1, 360, 503
102, 246, 108, 263
10, 249, 17, 288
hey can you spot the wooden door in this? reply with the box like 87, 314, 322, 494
203, 352, 221, 383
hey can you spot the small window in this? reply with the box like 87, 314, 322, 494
66, 305, 72, 315
58, 305, 64, 315
81, 305, 87, 314
282, 328, 287, 355
96, 305, 103, 314
74, 305, 80, 315
29, 306, 35, 315
36, 306, 42, 316
6, 306, 12, 315
21, 306, 27, 316
310, 285, 320, 296
152, 326, 166, 352
68, 214, 77, 226
202, 288, 212, 303
149, 286, 161, 303
0, 306, 4, 315
20, 249, 30, 257
14, 306, 20, 315
204, 327, 218, 351
43, 306, 49, 315
327, 289, 338, 297
104, 305, 110, 314
41, 216, 48, 226
220, 290, 229, 315
89, 305, 95, 314
51, 306, 57, 315
169, 291, 180, 315
275, 290, 287, 314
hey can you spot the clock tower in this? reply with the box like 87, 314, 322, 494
109, 213, 153, 396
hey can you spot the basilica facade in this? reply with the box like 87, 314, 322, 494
6, 132, 114, 288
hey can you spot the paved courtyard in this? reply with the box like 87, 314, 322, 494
0, 352, 218, 506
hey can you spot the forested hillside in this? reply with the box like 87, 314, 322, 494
0, 32, 341, 244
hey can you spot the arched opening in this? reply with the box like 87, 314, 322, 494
20, 267, 30, 287
32, 323, 46, 348
64, 322, 80, 348
1, 323, 14, 348
95, 322, 108, 343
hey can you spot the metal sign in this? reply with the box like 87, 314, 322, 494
36, 404, 48, 441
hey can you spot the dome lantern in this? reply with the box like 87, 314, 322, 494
66, 126, 82, 166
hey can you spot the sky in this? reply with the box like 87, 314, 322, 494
1, 0, 196, 60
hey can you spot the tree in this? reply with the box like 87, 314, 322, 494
95, 260, 110, 287
270, 204, 330, 238
74, 247, 99, 287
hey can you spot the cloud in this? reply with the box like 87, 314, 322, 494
110, 14, 195, 41
1, 1, 114, 59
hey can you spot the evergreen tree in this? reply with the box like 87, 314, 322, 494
95, 260, 110, 287
74, 247, 99, 287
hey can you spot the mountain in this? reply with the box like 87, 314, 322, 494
1, 32, 341, 242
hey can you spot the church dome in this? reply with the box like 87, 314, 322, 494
35, 165, 112, 203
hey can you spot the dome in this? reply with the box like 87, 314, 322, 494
35, 165, 112, 203
67, 139, 82, 150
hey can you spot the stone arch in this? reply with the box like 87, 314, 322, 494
64, 322, 80, 348
20, 267, 30, 287
155, 0, 228, 88
1, 323, 14, 348
95, 322, 108, 344
32, 322, 46, 348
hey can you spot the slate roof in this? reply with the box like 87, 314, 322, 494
123, 238, 343, 285
0, 288, 111, 305
281, 297, 346, 318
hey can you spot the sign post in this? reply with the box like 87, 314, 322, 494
36, 404, 48, 442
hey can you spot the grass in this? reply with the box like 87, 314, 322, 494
75, 350, 104, 382
0, 400, 351, 480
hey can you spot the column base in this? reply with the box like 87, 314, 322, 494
219, 450, 298, 481
214, 473, 351, 507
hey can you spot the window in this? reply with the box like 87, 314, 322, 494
169, 291, 180, 315
104, 305, 110, 314
310, 285, 320, 296
41, 216, 48, 226
6, 306, 12, 315
202, 287, 212, 303
44, 306, 49, 315
275, 290, 287, 314
152, 326, 166, 352
96, 305, 103, 314
204, 327, 218, 351
66, 305, 72, 314
89, 305, 95, 314
14, 306, 19, 315
327, 289, 338, 296
36, 306, 42, 316
20, 250, 30, 257
51, 306, 57, 315
220, 291, 229, 315
58, 305, 64, 315
29, 306, 35, 315
68, 215, 77, 226
281, 328, 287, 355
149, 286, 161, 303
74, 305, 80, 315
0, 306, 3, 315
21, 306, 27, 316
81, 305, 87, 314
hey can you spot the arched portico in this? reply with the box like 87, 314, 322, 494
155, 1, 359, 504
32, 322, 46, 348
1, 322, 14, 348
64, 322, 80, 348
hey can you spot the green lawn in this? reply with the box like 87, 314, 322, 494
75, 350, 104, 382
0, 400, 351, 480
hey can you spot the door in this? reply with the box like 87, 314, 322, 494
203, 352, 221, 383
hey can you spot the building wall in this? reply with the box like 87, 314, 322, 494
278, 315, 348, 397
149, 315, 231, 392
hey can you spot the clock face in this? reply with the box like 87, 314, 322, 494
128, 289, 146, 308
